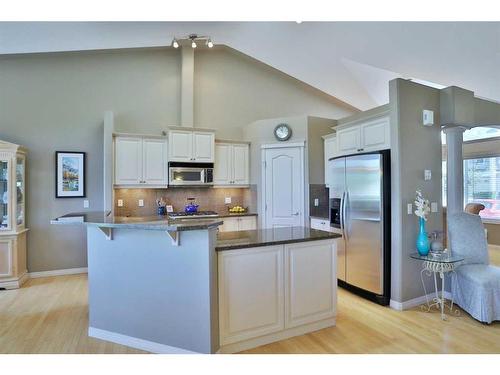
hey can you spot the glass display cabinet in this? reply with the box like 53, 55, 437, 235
0, 140, 28, 289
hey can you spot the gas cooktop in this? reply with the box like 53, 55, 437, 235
168, 211, 219, 219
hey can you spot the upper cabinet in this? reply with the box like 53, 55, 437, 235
214, 142, 249, 187
114, 135, 168, 187
168, 129, 215, 162
336, 116, 390, 156
323, 135, 337, 188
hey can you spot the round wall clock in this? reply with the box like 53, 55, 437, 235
274, 123, 292, 141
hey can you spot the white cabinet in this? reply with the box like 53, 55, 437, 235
336, 116, 390, 156
284, 241, 337, 328
0, 140, 28, 289
310, 217, 332, 232
218, 239, 337, 351
168, 130, 215, 162
114, 136, 167, 186
219, 216, 257, 232
323, 135, 337, 188
214, 142, 249, 186
219, 245, 284, 345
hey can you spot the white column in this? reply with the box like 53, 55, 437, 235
443, 126, 467, 215
181, 47, 194, 127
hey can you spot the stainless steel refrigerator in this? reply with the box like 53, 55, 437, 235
328, 150, 391, 305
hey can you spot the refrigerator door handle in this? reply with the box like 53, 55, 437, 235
341, 191, 348, 240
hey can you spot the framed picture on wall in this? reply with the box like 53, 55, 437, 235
55, 151, 86, 198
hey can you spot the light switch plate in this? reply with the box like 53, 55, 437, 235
138, 199, 144, 207
83, 200, 89, 208
407, 203, 413, 215
423, 110, 434, 126
431, 202, 438, 213
424, 169, 432, 181
225, 197, 231, 204
314, 198, 319, 207
117, 199, 123, 207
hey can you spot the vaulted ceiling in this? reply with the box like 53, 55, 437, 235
1, 22, 499, 110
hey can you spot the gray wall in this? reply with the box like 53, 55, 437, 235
390, 78, 443, 303
0, 46, 355, 272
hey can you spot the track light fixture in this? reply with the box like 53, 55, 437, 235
171, 34, 214, 49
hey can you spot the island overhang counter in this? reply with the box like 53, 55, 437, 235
51, 213, 340, 354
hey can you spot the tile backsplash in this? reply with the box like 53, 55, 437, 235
114, 186, 257, 217
309, 184, 329, 218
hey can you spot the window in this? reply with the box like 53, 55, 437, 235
464, 156, 500, 221
442, 126, 500, 144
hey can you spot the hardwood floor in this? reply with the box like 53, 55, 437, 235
1, 273, 499, 354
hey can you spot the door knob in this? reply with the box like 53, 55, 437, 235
292, 212, 300, 216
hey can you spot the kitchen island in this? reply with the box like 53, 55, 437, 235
52, 213, 340, 354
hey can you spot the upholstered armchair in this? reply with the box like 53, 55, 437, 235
448, 212, 500, 323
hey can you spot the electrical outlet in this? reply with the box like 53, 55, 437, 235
407, 203, 413, 215
314, 198, 319, 207
431, 202, 438, 213
138, 199, 144, 207
225, 197, 232, 204
83, 200, 89, 209
117, 199, 123, 207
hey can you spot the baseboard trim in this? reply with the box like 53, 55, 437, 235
88, 327, 197, 354
390, 291, 452, 311
218, 317, 336, 354
29, 267, 88, 278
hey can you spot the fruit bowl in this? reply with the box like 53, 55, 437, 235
228, 205, 247, 214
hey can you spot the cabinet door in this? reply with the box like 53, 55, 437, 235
115, 137, 142, 185
232, 144, 249, 185
219, 246, 284, 345
360, 117, 390, 151
285, 240, 336, 328
337, 126, 361, 155
324, 136, 336, 187
0, 239, 12, 277
238, 216, 257, 231
219, 217, 239, 232
142, 139, 167, 185
0, 157, 10, 231
193, 132, 215, 162
168, 131, 193, 162
214, 143, 232, 185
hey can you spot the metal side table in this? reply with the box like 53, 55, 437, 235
410, 252, 464, 320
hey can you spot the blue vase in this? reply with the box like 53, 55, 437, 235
416, 217, 430, 256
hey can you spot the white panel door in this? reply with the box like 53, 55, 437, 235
214, 143, 232, 185
324, 136, 337, 187
142, 139, 167, 185
360, 117, 390, 151
115, 137, 142, 184
193, 132, 215, 162
337, 127, 361, 155
232, 144, 249, 185
285, 240, 337, 328
264, 147, 304, 228
168, 131, 193, 162
219, 245, 284, 345
0, 240, 12, 277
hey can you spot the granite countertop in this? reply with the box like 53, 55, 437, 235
216, 226, 341, 251
51, 212, 223, 232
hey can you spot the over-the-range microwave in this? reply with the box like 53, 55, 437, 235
168, 162, 214, 187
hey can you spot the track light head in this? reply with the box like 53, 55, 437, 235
206, 39, 214, 48
172, 38, 179, 49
